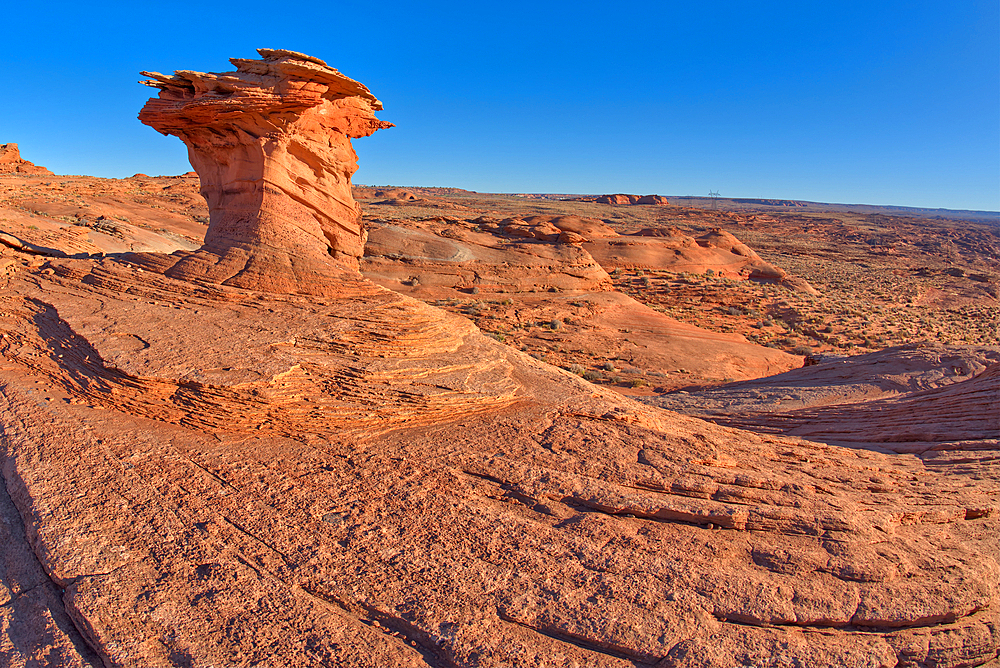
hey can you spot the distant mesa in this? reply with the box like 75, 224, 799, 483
133, 48, 393, 294
596, 194, 638, 205
731, 198, 806, 207
586, 193, 671, 205
0, 143, 53, 175
635, 194, 670, 205
584, 195, 809, 208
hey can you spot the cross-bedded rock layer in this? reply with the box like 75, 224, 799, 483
136, 49, 392, 293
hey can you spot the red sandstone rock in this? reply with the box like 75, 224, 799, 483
596, 193, 635, 205
521, 214, 619, 240
584, 226, 792, 280
636, 194, 669, 205
0, 52, 995, 668
135, 49, 393, 293
0, 143, 53, 175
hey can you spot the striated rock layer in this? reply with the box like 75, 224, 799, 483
135, 49, 393, 293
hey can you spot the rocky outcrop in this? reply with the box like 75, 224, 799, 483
635, 194, 669, 205
0, 53, 995, 668
584, 226, 817, 292
362, 216, 613, 292
0, 143, 53, 175
135, 49, 393, 293
595, 193, 639, 205
588, 194, 669, 205
585, 227, 779, 276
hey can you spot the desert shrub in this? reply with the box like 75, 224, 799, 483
630, 378, 647, 388
791, 345, 813, 355
566, 364, 585, 375
601, 361, 617, 372
583, 370, 602, 381
549, 319, 562, 330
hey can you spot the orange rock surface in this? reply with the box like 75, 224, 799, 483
0, 143, 53, 176
0, 51, 996, 668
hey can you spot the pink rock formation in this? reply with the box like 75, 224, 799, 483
135, 49, 393, 293
0, 143, 53, 175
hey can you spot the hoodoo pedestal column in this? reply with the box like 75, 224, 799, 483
137, 48, 393, 293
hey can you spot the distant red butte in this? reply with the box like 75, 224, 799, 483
0, 143, 53, 175
584, 194, 671, 205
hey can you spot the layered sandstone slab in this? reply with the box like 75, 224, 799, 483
136, 49, 392, 292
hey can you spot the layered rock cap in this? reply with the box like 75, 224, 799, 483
137, 48, 393, 292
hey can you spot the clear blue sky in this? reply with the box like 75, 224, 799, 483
3, 0, 997, 211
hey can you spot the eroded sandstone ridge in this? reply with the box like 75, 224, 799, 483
0, 143, 53, 176
135, 48, 393, 293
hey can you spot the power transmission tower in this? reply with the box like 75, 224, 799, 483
708, 190, 720, 210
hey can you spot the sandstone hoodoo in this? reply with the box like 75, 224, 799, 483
135, 48, 393, 293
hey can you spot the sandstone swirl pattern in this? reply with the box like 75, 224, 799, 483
0, 51, 996, 668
